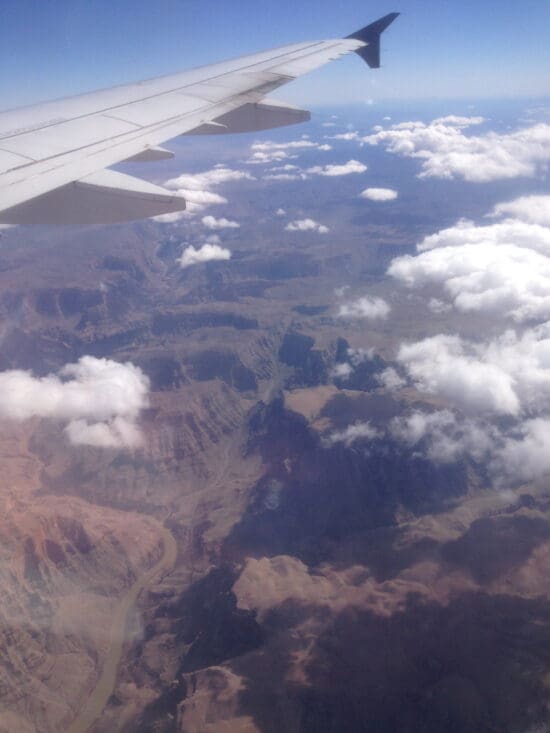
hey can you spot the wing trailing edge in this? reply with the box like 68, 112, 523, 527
0, 169, 186, 226
185, 99, 310, 136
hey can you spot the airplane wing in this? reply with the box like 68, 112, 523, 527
0, 13, 398, 226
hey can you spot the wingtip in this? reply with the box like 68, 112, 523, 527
346, 12, 400, 69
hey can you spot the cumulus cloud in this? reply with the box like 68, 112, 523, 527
252, 140, 318, 152
0, 357, 149, 449
247, 139, 332, 165
264, 173, 304, 181
331, 362, 354, 380
491, 195, 550, 226
285, 218, 329, 234
384, 195, 550, 484
264, 164, 308, 182
389, 216, 550, 322
178, 243, 231, 268
163, 167, 254, 215
428, 298, 452, 314
431, 115, 485, 127
387, 324, 550, 480
247, 150, 296, 164
364, 117, 550, 182
270, 164, 299, 172
323, 421, 380, 448
338, 296, 390, 320
390, 406, 550, 481
332, 347, 376, 382
347, 346, 375, 364
360, 187, 398, 201
377, 367, 406, 390
65, 416, 143, 449
166, 167, 253, 191
396, 334, 520, 415
307, 159, 367, 177
201, 215, 240, 230
398, 328, 550, 418
275, 208, 286, 216
491, 419, 550, 484
330, 132, 360, 141
391, 409, 497, 464
334, 285, 350, 298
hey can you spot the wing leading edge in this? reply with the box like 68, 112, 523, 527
0, 14, 399, 225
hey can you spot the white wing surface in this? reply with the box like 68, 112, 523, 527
0, 14, 398, 225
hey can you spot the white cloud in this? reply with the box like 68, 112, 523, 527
338, 296, 390, 320
178, 243, 231, 269
252, 140, 318, 151
360, 187, 398, 202
323, 421, 380, 448
330, 132, 359, 141
0, 357, 149, 449
307, 159, 367, 177
247, 139, 332, 165
331, 362, 353, 380
377, 367, 406, 390
165, 167, 253, 191
391, 409, 455, 447
275, 208, 286, 216
180, 190, 228, 211
391, 410, 497, 464
397, 328, 550, 418
364, 118, 550, 182
334, 285, 350, 298
397, 334, 520, 415
247, 150, 295, 164
491, 419, 550, 484
417, 215, 550, 254
285, 218, 329, 234
264, 173, 303, 181
428, 298, 452, 314
332, 347, 376, 381
162, 167, 253, 214
491, 195, 550, 226
270, 164, 299, 172
389, 217, 550, 322
201, 215, 240, 230
431, 115, 485, 127
384, 195, 550, 484
66, 416, 143, 449
347, 346, 375, 364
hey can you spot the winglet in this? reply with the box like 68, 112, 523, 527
346, 13, 399, 69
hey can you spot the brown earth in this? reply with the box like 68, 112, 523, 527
0, 211, 548, 733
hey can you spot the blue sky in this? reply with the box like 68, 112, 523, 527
0, 0, 549, 110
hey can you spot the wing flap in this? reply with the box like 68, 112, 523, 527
122, 146, 175, 162
186, 98, 310, 135
0, 169, 186, 225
